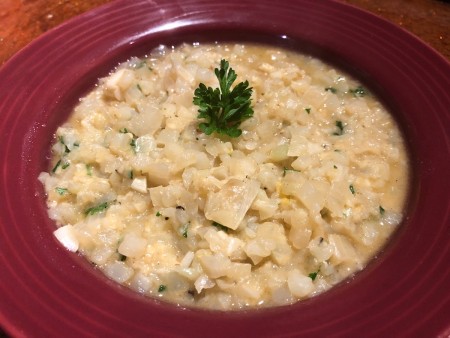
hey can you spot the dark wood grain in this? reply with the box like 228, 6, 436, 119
0, 0, 449, 66
340, 0, 450, 60
0, 0, 113, 66
0, 0, 448, 336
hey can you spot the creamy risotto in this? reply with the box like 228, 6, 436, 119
39, 43, 409, 310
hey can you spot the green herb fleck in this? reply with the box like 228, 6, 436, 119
156, 211, 162, 217
349, 184, 355, 195
128, 170, 134, 179
181, 224, 189, 238
135, 60, 146, 69
379, 205, 385, 215
193, 59, 254, 138
127, 130, 139, 152
130, 137, 137, 152
86, 164, 93, 176
308, 272, 318, 281
136, 84, 142, 92
58, 136, 75, 154
283, 167, 300, 177
61, 162, 70, 170
158, 284, 167, 292
349, 86, 366, 97
333, 120, 344, 136
55, 187, 69, 195
305, 107, 311, 114
119, 128, 129, 134
85, 201, 110, 216
333, 165, 338, 169
212, 221, 229, 233
118, 253, 127, 261
51, 159, 62, 173
58, 135, 71, 154
325, 87, 337, 93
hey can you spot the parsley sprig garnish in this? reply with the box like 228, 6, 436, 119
193, 59, 253, 138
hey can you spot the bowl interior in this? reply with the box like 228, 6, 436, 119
1, 0, 449, 336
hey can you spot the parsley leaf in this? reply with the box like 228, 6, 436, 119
193, 59, 253, 138
85, 201, 111, 216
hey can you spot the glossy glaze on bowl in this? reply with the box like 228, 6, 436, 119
0, 0, 449, 337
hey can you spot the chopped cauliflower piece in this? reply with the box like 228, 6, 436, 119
130, 176, 148, 193
204, 179, 260, 230
53, 224, 79, 252
287, 269, 314, 297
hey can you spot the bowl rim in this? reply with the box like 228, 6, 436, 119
0, 0, 449, 337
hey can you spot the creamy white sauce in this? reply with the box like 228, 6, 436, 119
39, 43, 409, 310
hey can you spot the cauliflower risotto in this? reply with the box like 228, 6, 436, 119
39, 43, 409, 310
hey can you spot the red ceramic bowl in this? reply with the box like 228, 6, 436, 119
0, 0, 449, 337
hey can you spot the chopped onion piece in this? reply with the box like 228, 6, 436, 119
130, 176, 147, 193
53, 224, 79, 252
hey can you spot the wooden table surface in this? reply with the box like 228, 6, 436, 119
0, 0, 448, 336
0, 0, 449, 67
